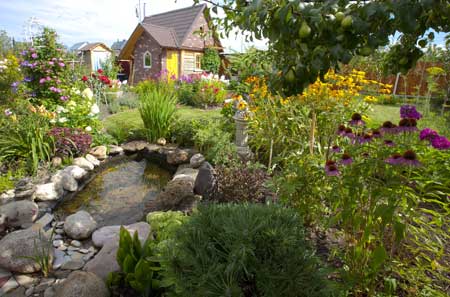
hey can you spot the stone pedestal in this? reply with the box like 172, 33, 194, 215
233, 116, 253, 160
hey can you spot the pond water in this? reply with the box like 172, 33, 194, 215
56, 158, 171, 227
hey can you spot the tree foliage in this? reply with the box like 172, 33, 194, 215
196, 0, 450, 96
200, 47, 221, 73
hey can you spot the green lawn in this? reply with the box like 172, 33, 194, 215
103, 105, 222, 141
367, 104, 449, 136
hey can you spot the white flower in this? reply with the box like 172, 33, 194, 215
85, 126, 92, 132
90, 103, 100, 115
122, 80, 128, 85
58, 117, 67, 123
56, 106, 66, 114
50, 119, 56, 124
82, 88, 94, 100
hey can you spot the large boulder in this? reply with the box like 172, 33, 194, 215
51, 171, 78, 192
83, 241, 119, 280
91, 222, 150, 248
146, 178, 199, 213
85, 154, 100, 166
34, 183, 62, 201
63, 166, 87, 180
54, 271, 109, 297
0, 228, 53, 273
89, 146, 107, 160
166, 149, 192, 165
64, 211, 97, 240
72, 157, 94, 171
0, 201, 39, 230
172, 167, 199, 183
194, 161, 216, 200
190, 153, 205, 168
122, 141, 149, 153
107, 145, 123, 156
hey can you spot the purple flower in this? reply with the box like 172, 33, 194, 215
349, 113, 365, 126
31, 53, 38, 59
384, 140, 395, 147
4, 109, 12, 116
400, 105, 422, 120
402, 150, 421, 166
46, 76, 51, 81
60, 96, 68, 101
331, 145, 341, 153
397, 118, 418, 133
344, 127, 355, 139
372, 129, 382, 138
385, 153, 404, 165
419, 128, 438, 141
23, 77, 32, 82
358, 133, 373, 144
325, 160, 340, 176
48, 61, 54, 66
20, 60, 29, 67
58, 62, 65, 67
20, 50, 28, 56
380, 121, 397, 134
11, 81, 18, 88
39, 78, 46, 84
29, 62, 37, 68
337, 124, 346, 136
340, 153, 353, 165
431, 136, 450, 150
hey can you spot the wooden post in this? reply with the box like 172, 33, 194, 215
393, 72, 401, 97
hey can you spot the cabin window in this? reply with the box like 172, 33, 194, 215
195, 53, 202, 71
143, 51, 152, 68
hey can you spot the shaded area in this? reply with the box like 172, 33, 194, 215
56, 159, 171, 227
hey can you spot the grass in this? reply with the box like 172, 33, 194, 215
367, 104, 450, 136
103, 105, 222, 142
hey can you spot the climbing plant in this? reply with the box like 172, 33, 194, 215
201, 47, 221, 73
195, 0, 450, 96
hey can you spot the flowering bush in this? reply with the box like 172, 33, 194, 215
275, 105, 450, 295
177, 72, 228, 107
19, 28, 72, 106
49, 127, 92, 157
82, 69, 118, 105
0, 55, 22, 103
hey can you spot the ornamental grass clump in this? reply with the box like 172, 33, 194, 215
138, 88, 177, 142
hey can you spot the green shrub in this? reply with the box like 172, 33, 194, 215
166, 203, 336, 297
0, 109, 54, 174
138, 88, 177, 142
201, 48, 221, 74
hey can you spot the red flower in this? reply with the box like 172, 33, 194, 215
97, 69, 103, 74
81, 75, 88, 82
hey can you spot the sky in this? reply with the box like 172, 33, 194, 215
0, 0, 446, 52
0, 0, 267, 52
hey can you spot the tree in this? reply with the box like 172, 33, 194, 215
194, 0, 450, 96
0, 30, 12, 57
201, 47, 221, 73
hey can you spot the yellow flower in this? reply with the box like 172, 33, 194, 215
28, 105, 37, 113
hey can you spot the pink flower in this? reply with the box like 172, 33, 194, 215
58, 62, 65, 67
46, 76, 51, 81
39, 78, 46, 84
31, 53, 38, 59
48, 61, 54, 65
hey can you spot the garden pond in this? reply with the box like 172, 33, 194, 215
55, 157, 171, 227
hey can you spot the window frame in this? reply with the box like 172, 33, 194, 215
194, 53, 202, 71
143, 51, 152, 69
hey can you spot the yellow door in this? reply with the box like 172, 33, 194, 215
166, 50, 179, 79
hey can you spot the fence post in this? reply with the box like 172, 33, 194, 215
393, 72, 401, 97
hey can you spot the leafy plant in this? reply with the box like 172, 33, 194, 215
209, 162, 270, 203
201, 47, 221, 74
0, 109, 54, 174
166, 203, 337, 297
48, 127, 92, 157
138, 88, 177, 142
21, 228, 54, 278
108, 227, 167, 297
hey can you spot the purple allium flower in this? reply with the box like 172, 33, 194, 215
340, 153, 353, 165
358, 133, 373, 144
400, 105, 422, 120
39, 78, 46, 84
384, 140, 395, 147
58, 62, 65, 67
398, 118, 418, 133
325, 160, 340, 176
331, 145, 341, 153
419, 128, 438, 141
431, 135, 450, 150
337, 124, 346, 136
385, 153, 404, 165
4, 109, 12, 116
349, 113, 365, 126
31, 53, 38, 59
402, 150, 421, 166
